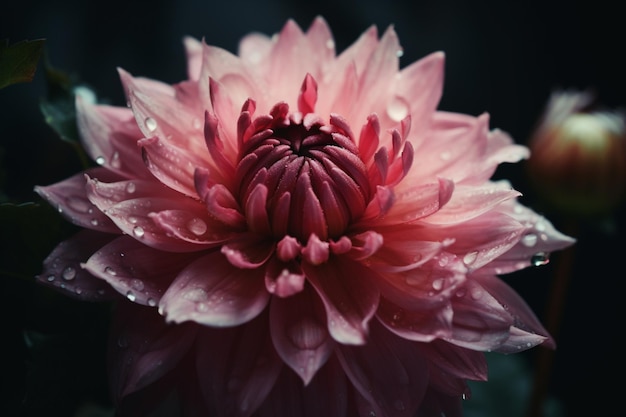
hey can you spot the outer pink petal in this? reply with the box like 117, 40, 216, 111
36, 229, 119, 301
75, 97, 146, 178
257, 357, 348, 417
474, 273, 554, 350
269, 286, 334, 384
417, 340, 488, 383
107, 301, 198, 400
34, 168, 120, 233
447, 279, 514, 351
159, 251, 270, 327
83, 235, 200, 307
183, 36, 203, 81
336, 321, 429, 417
376, 298, 452, 342
303, 256, 380, 345
195, 312, 283, 417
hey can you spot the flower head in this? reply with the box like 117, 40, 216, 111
526, 90, 626, 217
35, 17, 574, 417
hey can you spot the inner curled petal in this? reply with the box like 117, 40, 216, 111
235, 101, 371, 242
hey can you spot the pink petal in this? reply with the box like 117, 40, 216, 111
269, 286, 334, 384
417, 339, 488, 382
336, 321, 429, 417
183, 36, 203, 81
376, 297, 452, 342
149, 209, 232, 247
36, 229, 118, 301
474, 273, 554, 350
264, 257, 306, 297
160, 251, 270, 327
195, 312, 283, 416
108, 302, 198, 399
83, 235, 200, 306
34, 168, 119, 233
221, 234, 275, 269
303, 256, 379, 345
447, 279, 514, 351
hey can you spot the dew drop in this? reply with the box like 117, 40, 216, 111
75, 287, 82, 295
90, 218, 99, 226
531, 252, 550, 267
396, 48, 404, 57
184, 287, 209, 302
326, 39, 335, 50
187, 217, 207, 236
147, 298, 157, 307
144, 117, 158, 132
470, 287, 483, 300
432, 278, 444, 291
126, 291, 136, 302
463, 251, 478, 265
110, 151, 121, 168
46, 275, 56, 282
521, 233, 538, 247
62, 267, 76, 281
104, 266, 117, 276
130, 279, 145, 291
95, 156, 106, 165
386, 96, 409, 122
133, 226, 145, 238
126, 182, 136, 193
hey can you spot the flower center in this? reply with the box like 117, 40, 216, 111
235, 104, 371, 243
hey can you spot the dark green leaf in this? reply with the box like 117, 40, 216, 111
0, 38, 45, 89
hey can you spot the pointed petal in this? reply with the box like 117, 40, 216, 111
264, 257, 306, 297
183, 36, 203, 81
83, 235, 200, 306
336, 321, 429, 417
221, 234, 275, 269
160, 251, 269, 327
36, 230, 118, 301
270, 286, 334, 384
303, 256, 379, 345
195, 312, 283, 417
108, 302, 198, 399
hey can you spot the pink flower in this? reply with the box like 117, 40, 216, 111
35, 17, 574, 417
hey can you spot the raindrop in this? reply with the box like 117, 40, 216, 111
75, 287, 82, 295
110, 151, 121, 168
46, 275, 55, 282
133, 226, 145, 238
531, 252, 550, 266
144, 117, 158, 132
147, 298, 157, 307
126, 291, 136, 302
396, 48, 404, 57
326, 39, 335, 50
386, 96, 409, 122
432, 278, 444, 291
126, 182, 136, 193
463, 251, 478, 265
104, 266, 117, 276
90, 218, 99, 226
187, 217, 207, 236
521, 233, 538, 247
130, 279, 145, 291
470, 287, 482, 300
95, 156, 106, 165
62, 267, 76, 281
184, 287, 209, 302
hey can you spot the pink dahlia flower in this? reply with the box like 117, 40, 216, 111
35, 17, 574, 417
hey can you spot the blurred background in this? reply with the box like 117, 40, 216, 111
1, 1, 625, 416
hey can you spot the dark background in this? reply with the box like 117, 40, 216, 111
2, 1, 625, 416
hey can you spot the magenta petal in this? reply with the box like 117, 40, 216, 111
34, 168, 119, 233
195, 312, 283, 417
475, 273, 554, 350
83, 236, 201, 306
303, 256, 379, 345
377, 298, 452, 342
264, 257, 306, 297
336, 321, 429, 417
36, 229, 118, 301
108, 302, 198, 400
160, 251, 270, 327
257, 357, 348, 417
221, 234, 275, 269
418, 339, 488, 382
269, 286, 334, 384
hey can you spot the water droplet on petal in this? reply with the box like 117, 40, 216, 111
386, 96, 409, 122
187, 217, 207, 236
133, 226, 145, 238
396, 48, 404, 57
126, 291, 136, 302
531, 252, 550, 266
62, 267, 76, 281
95, 156, 106, 165
521, 233, 538, 247
432, 278, 444, 291
110, 151, 121, 168
463, 251, 478, 265
130, 279, 144, 291
90, 218, 99, 226
147, 298, 157, 307
126, 182, 136, 193
46, 275, 55, 282
326, 39, 335, 49
104, 266, 117, 276
145, 117, 158, 132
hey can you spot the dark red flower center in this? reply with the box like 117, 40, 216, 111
235, 105, 371, 243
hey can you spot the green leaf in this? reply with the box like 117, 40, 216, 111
0, 39, 45, 89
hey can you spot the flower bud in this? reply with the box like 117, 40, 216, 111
526, 90, 626, 216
